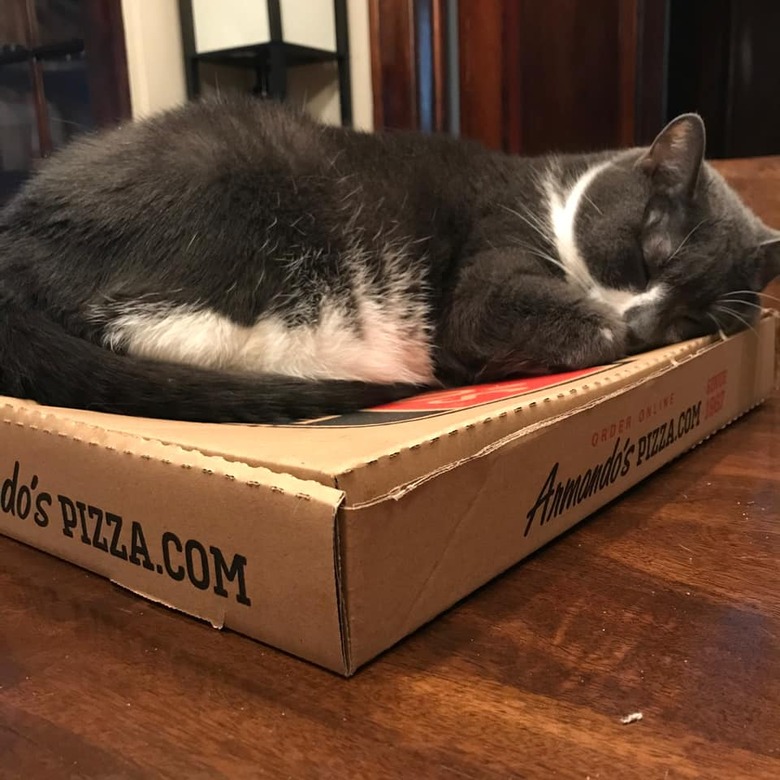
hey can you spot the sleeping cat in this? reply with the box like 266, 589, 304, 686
0, 95, 778, 423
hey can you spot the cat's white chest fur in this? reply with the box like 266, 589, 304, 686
100, 294, 434, 385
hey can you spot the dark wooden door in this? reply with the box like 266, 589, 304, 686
667, 0, 780, 159
370, 0, 667, 154
459, 0, 666, 154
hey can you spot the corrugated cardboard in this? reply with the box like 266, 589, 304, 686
1, 313, 776, 675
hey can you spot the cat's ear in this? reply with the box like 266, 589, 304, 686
756, 230, 780, 289
638, 114, 706, 199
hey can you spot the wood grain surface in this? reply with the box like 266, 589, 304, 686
1, 158, 779, 779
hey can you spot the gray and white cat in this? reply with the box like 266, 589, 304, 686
0, 96, 777, 422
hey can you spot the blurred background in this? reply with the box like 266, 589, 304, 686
1, 0, 778, 205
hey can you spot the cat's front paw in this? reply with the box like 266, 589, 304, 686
564, 303, 628, 369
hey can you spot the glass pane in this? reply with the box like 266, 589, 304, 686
35, 0, 84, 48
0, 60, 37, 203
41, 51, 93, 149
0, 0, 31, 49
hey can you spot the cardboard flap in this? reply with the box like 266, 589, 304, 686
0, 403, 349, 673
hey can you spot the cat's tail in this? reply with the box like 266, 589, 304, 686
0, 299, 423, 423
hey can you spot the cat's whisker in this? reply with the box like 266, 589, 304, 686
723, 289, 780, 305
510, 238, 591, 291
508, 202, 596, 288
513, 200, 551, 231
674, 249, 709, 260
500, 204, 552, 244
504, 207, 592, 292
718, 290, 762, 299
667, 219, 708, 261
582, 193, 603, 216
716, 298, 766, 313
511, 238, 558, 264
713, 305, 758, 336
756, 291, 780, 304
706, 312, 728, 342
514, 243, 564, 269
505, 213, 550, 246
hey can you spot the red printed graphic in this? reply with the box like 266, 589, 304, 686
292, 363, 629, 427
704, 369, 728, 420
373, 365, 608, 412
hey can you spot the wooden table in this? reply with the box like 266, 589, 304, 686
2, 159, 779, 779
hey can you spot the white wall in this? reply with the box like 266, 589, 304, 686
286, 0, 373, 129
347, 0, 374, 130
120, 0, 373, 129
121, 0, 187, 119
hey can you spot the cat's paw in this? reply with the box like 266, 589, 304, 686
564, 302, 628, 369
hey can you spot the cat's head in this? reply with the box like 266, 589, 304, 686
576, 114, 780, 351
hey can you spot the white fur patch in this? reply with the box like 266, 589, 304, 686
100, 300, 433, 384
616, 284, 666, 314
102, 306, 241, 370
548, 161, 611, 291
591, 284, 666, 316
94, 242, 435, 385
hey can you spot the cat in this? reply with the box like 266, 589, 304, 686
0, 95, 778, 423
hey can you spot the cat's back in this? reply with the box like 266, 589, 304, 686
17, 96, 331, 204
7, 93, 493, 228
